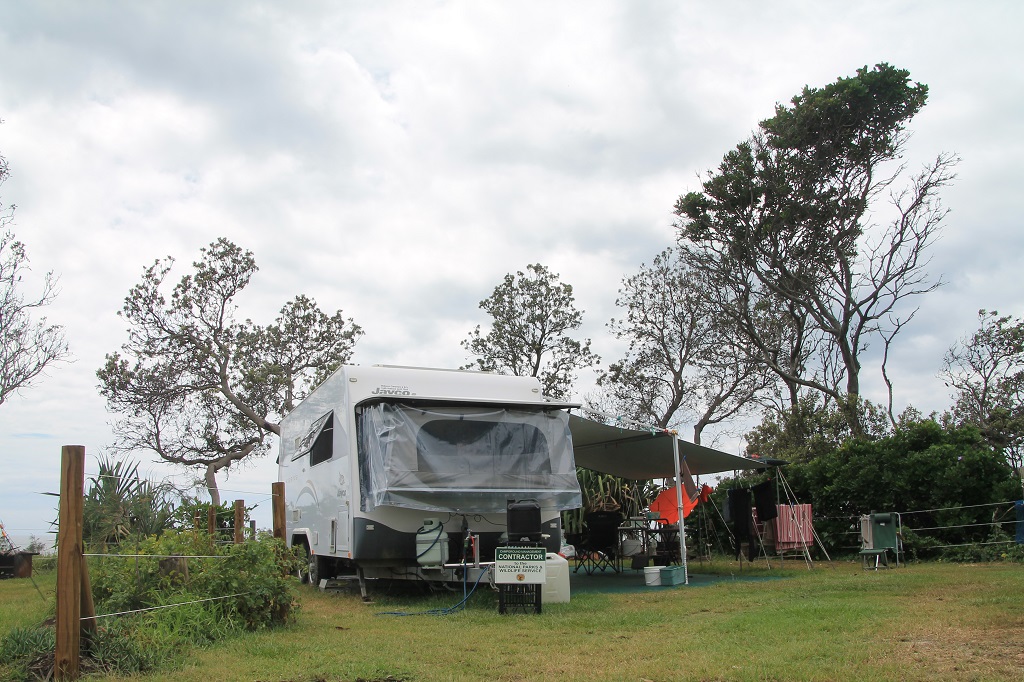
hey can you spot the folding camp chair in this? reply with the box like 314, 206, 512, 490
574, 510, 623, 574
859, 512, 902, 569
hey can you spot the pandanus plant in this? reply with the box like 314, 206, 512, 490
80, 456, 180, 547
562, 469, 660, 536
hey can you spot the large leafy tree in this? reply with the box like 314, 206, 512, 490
98, 238, 362, 504
0, 151, 69, 405
744, 392, 892, 464
940, 309, 1024, 480
599, 246, 768, 444
675, 63, 956, 436
462, 263, 599, 400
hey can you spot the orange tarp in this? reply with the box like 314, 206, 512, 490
649, 483, 712, 524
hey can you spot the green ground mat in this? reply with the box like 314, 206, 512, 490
569, 567, 785, 594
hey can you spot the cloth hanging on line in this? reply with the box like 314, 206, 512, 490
774, 504, 813, 551
752, 479, 778, 522
1015, 500, 1024, 545
728, 488, 752, 541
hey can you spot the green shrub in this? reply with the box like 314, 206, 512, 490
168, 497, 254, 543
88, 531, 300, 630
3, 532, 303, 679
9, 531, 305, 679
201, 535, 302, 629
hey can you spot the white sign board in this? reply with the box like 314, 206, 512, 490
494, 546, 547, 584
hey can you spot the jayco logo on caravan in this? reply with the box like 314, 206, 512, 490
370, 385, 416, 396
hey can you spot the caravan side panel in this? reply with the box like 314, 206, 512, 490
278, 374, 357, 561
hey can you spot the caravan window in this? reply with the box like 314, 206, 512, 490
294, 411, 334, 466
417, 419, 551, 475
356, 402, 581, 514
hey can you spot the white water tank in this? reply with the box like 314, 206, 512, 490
542, 553, 570, 603
416, 520, 448, 567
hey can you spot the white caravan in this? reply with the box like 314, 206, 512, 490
278, 365, 582, 593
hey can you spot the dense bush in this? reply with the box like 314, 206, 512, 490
705, 419, 1021, 561
168, 497, 254, 539
89, 530, 300, 629
1, 532, 301, 680
785, 420, 1019, 558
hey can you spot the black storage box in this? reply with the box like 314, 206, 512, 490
507, 499, 542, 544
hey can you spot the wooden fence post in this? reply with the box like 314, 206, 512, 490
233, 500, 244, 544
249, 519, 256, 539
80, 562, 96, 638
56, 445, 85, 680
272, 482, 286, 541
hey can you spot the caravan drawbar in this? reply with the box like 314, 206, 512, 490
278, 365, 583, 591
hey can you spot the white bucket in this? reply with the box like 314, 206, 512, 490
621, 538, 642, 557
644, 566, 661, 586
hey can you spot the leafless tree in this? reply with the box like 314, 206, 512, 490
0, 153, 69, 405
599, 247, 769, 444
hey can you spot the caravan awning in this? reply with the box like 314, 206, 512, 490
568, 415, 768, 479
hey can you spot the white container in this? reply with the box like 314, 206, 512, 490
644, 566, 662, 586
542, 553, 571, 603
621, 538, 643, 557
415, 523, 448, 567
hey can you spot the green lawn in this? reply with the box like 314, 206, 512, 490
3, 561, 1023, 681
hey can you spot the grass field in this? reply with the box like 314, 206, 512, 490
2, 560, 1022, 681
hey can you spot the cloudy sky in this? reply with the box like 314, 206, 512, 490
1, 1, 1021, 547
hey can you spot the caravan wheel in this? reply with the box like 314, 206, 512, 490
306, 552, 320, 586
295, 543, 319, 586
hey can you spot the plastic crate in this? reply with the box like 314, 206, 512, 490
498, 583, 542, 614
660, 566, 686, 585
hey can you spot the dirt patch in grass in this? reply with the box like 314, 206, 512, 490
899, 623, 1024, 679
884, 568, 1024, 679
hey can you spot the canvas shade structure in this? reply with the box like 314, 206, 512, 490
568, 415, 769, 479
567, 415, 769, 585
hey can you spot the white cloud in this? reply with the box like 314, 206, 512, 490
1, 0, 1023, 546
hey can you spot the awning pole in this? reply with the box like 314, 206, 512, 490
671, 434, 689, 585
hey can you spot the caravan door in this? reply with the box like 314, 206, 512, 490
333, 494, 351, 555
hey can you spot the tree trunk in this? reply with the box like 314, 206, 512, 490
205, 464, 221, 507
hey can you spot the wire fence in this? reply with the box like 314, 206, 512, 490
800, 499, 1024, 553
81, 471, 282, 500
83, 592, 255, 622
83, 553, 232, 559
693, 477, 1023, 558
48, 446, 287, 659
